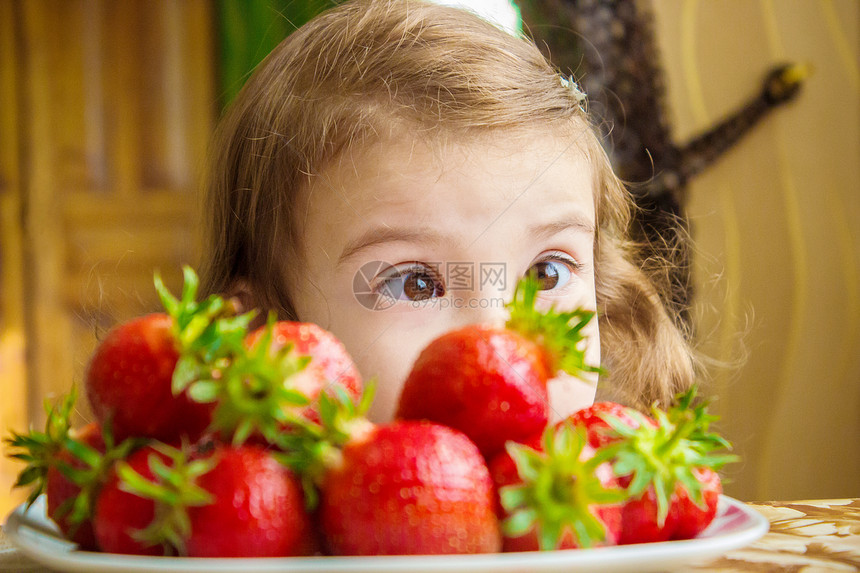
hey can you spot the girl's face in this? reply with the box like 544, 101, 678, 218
290, 128, 600, 422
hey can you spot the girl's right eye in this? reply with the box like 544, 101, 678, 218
372, 262, 446, 302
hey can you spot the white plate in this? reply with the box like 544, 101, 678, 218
3, 495, 768, 573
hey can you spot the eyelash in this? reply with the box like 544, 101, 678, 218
370, 262, 446, 302
528, 251, 582, 292
532, 251, 583, 273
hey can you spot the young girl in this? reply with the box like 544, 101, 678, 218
199, 0, 694, 422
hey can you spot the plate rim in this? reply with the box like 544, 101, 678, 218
3, 495, 769, 573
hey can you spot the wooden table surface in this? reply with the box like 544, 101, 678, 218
2, 498, 858, 572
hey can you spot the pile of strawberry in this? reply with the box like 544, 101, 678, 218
4, 268, 736, 557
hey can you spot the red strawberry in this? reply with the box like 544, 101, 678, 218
489, 423, 624, 552
5, 390, 138, 550
615, 482, 674, 544
93, 445, 170, 555
186, 442, 316, 557
591, 390, 737, 544
93, 441, 315, 557
567, 401, 652, 449
272, 387, 501, 556
487, 433, 543, 518
85, 313, 211, 443
246, 321, 363, 424
565, 401, 681, 544
668, 466, 722, 540
565, 400, 670, 542
85, 267, 251, 443
191, 316, 319, 447
397, 277, 600, 459
318, 420, 501, 555
44, 422, 105, 550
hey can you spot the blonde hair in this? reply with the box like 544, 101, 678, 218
200, 0, 694, 409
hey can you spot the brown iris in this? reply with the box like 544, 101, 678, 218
402, 270, 442, 301
530, 261, 560, 290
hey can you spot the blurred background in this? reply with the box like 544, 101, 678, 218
0, 0, 857, 516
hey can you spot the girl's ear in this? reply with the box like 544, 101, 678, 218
226, 279, 266, 329
226, 279, 255, 314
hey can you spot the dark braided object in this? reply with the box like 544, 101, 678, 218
520, 0, 805, 328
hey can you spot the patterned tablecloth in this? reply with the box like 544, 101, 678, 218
2, 498, 858, 572
687, 499, 860, 572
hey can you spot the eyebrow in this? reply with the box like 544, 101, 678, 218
338, 212, 595, 265
528, 212, 596, 240
338, 226, 447, 265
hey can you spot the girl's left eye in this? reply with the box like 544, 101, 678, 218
527, 254, 579, 291
374, 262, 446, 302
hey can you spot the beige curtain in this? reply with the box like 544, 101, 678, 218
650, 0, 859, 501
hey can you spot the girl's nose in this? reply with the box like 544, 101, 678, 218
446, 287, 511, 329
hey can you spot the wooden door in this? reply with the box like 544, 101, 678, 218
0, 0, 215, 514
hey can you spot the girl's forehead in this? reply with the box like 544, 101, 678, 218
300, 126, 597, 232
328, 123, 594, 184
396, 120, 591, 156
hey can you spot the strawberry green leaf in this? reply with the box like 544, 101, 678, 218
13, 467, 42, 490
57, 432, 144, 530
187, 380, 219, 404
63, 438, 102, 469
358, 378, 377, 415
318, 390, 338, 429
4, 389, 78, 506
538, 520, 563, 551
499, 486, 529, 512
203, 313, 312, 446
500, 423, 625, 550
270, 383, 377, 512
4, 388, 145, 533
118, 443, 215, 556
172, 356, 202, 394
506, 275, 604, 380
118, 462, 169, 500
504, 506, 539, 537
154, 266, 257, 398
233, 419, 254, 448
596, 386, 738, 525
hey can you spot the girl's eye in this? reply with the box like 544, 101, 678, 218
527, 254, 578, 291
374, 263, 445, 302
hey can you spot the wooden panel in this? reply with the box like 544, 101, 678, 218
12, 0, 215, 434
0, 0, 28, 517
